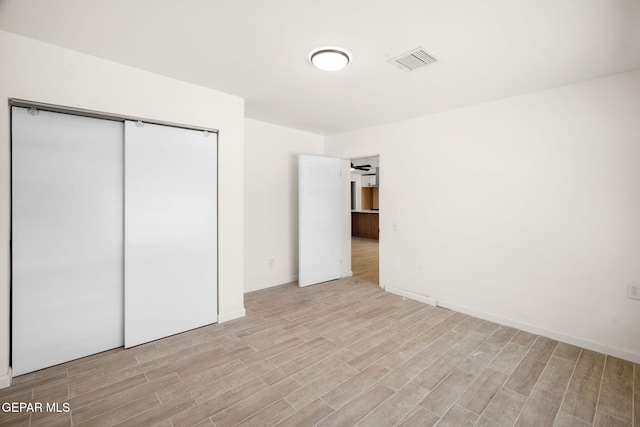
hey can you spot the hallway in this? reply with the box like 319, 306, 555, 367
351, 237, 379, 285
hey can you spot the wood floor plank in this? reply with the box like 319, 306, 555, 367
437, 404, 479, 427
358, 382, 429, 427
486, 326, 518, 347
0, 390, 33, 423
27, 386, 68, 407
1, 370, 68, 397
457, 368, 508, 415
170, 376, 268, 427
112, 394, 197, 427
73, 394, 160, 427
395, 406, 440, 427
574, 349, 606, 380
511, 331, 537, 347
285, 363, 360, 410
597, 370, 633, 423
514, 387, 562, 426
322, 320, 376, 346
561, 374, 601, 423
210, 378, 300, 426
593, 411, 632, 427
67, 373, 149, 411
489, 342, 529, 375
412, 355, 459, 391
67, 344, 156, 378
290, 348, 357, 386
347, 338, 399, 371
67, 365, 144, 399
190, 361, 274, 403
275, 399, 334, 427
458, 343, 503, 376
604, 356, 634, 379
475, 321, 501, 336
416, 310, 459, 338
526, 337, 558, 363
27, 389, 73, 426
554, 343, 582, 362
267, 337, 330, 368
71, 373, 181, 424
418, 369, 477, 417
141, 344, 227, 380
554, 411, 593, 427
240, 337, 305, 366
475, 387, 527, 427
442, 333, 489, 366
260, 348, 329, 385
31, 412, 71, 427
321, 363, 390, 409
233, 399, 296, 427
453, 317, 486, 335
347, 323, 401, 354
0, 414, 31, 426
536, 356, 576, 395
376, 338, 429, 370
504, 356, 547, 397
380, 349, 436, 391
421, 330, 467, 360
156, 359, 246, 403
175, 346, 254, 380
635, 390, 639, 427
316, 383, 394, 426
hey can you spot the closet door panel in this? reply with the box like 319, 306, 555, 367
11, 107, 124, 376
124, 121, 217, 348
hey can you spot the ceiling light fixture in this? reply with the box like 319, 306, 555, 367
310, 48, 351, 71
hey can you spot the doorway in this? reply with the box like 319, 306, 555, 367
349, 155, 380, 286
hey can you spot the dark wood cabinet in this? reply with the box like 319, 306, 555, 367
351, 212, 379, 239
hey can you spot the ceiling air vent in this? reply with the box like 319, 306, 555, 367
387, 47, 438, 72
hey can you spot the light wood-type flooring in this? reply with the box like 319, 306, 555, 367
351, 237, 379, 285
1, 277, 638, 427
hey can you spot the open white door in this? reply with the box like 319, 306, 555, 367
299, 155, 342, 287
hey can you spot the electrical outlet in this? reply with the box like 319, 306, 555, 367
628, 282, 640, 300
268, 259, 275, 270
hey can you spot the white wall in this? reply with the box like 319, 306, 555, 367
325, 70, 640, 363
351, 173, 362, 210
244, 119, 323, 292
0, 31, 246, 387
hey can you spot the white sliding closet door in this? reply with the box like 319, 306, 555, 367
124, 121, 217, 348
11, 107, 124, 376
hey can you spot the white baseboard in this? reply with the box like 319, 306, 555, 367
386, 286, 437, 307
386, 287, 640, 364
218, 308, 246, 323
0, 368, 11, 389
244, 276, 298, 293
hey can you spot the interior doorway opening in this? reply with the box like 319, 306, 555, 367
349, 155, 380, 286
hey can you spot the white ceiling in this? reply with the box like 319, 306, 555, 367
1, 0, 639, 135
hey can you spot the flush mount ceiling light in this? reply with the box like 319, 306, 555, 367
310, 48, 351, 71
